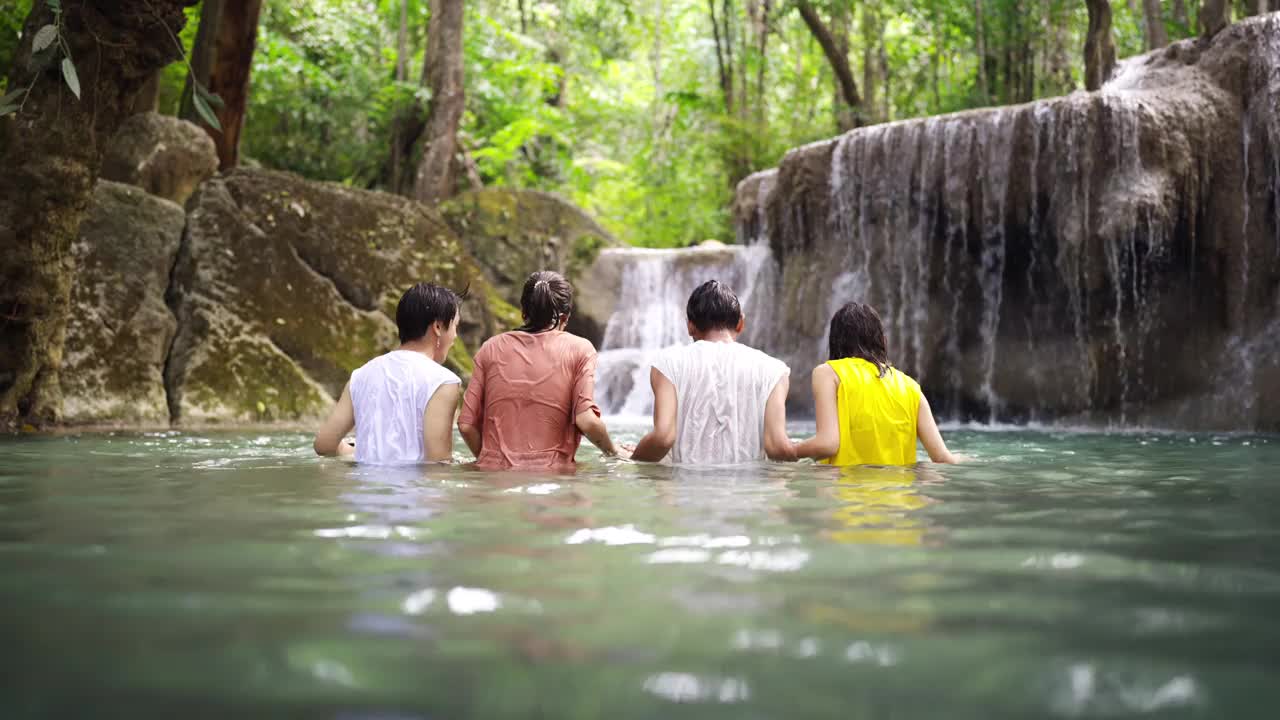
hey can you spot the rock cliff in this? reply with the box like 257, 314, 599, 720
734, 15, 1280, 430
62, 114, 549, 427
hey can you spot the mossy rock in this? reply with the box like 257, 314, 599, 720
440, 188, 618, 342
166, 170, 506, 424
62, 182, 186, 425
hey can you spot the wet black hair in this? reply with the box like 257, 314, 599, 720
396, 282, 465, 343
686, 279, 742, 333
518, 270, 574, 332
828, 301, 892, 378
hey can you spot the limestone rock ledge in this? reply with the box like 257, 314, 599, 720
62, 182, 186, 426
441, 189, 618, 345
100, 113, 218, 206
164, 168, 501, 425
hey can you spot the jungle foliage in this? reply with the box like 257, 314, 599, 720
0, 1, 1223, 245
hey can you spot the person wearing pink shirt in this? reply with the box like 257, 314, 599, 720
458, 271, 626, 469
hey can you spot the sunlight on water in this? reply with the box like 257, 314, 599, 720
2, 426, 1279, 717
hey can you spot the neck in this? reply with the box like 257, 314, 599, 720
696, 329, 737, 343
400, 338, 438, 360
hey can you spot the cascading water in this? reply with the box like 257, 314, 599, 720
726, 15, 1280, 429
593, 242, 776, 416
590, 16, 1280, 430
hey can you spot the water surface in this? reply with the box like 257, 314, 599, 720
2, 427, 1278, 718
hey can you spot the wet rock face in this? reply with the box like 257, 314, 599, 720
735, 15, 1280, 430
100, 113, 218, 206
62, 182, 186, 425
441, 189, 616, 344
165, 169, 499, 424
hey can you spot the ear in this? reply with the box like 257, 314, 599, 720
431, 320, 447, 337
687, 320, 697, 338
735, 315, 745, 334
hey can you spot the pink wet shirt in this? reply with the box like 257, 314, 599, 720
459, 331, 601, 470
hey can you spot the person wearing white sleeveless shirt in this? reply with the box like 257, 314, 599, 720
314, 283, 463, 464
631, 280, 795, 465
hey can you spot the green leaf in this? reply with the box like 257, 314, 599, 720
192, 90, 222, 131
196, 83, 225, 110
47, 0, 61, 11
0, 104, 18, 117
1, 89, 23, 106
32, 24, 57, 53
61, 57, 80, 99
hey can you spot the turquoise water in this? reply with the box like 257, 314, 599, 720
2, 426, 1279, 718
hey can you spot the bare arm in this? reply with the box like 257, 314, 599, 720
631, 367, 677, 463
458, 423, 483, 458
917, 394, 957, 463
763, 373, 796, 461
314, 384, 356, 457
575, 409, 623, 457
793, 365, 841, 460
457, 353, 486, 458
423, 383, 461, 462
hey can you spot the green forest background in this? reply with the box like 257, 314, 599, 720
0, 1, 1212, 247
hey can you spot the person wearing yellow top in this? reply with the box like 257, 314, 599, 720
793, 302, 957, 465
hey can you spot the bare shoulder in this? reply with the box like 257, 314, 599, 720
812, 363, 837, 381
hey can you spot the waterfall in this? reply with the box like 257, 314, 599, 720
731, 15, 1280, 429
594, 242, 777, 416
588, 16, 1280, 430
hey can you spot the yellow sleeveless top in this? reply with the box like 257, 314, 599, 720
821, 358, 922, 466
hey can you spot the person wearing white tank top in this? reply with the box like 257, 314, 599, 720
631, 280, 795, 465
314, 283, 464, 464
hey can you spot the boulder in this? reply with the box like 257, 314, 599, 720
165, 168, 503, 425
101, 112, 218, 206
441, 189, 616, 344
62, 182, 185, 426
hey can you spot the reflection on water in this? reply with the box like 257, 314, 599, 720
825, 465, 934, 547
1, 427, 1279, 718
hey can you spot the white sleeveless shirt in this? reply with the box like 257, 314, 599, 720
349, 350, 461, 464
651, 341, 790, 465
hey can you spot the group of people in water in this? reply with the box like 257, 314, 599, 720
314, 271, 958, 468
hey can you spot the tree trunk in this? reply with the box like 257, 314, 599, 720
879, 21, 891, 119
796, 0, 861, 128
180, 0, 223, 120
1200, 0, 1230, 37
747, 0, 770, 128
412, 0, 465, 205
831, 2, 854, 132
1172, 0, 1188, 29
861, 4, 878, 124
395, 0, 409, 82
1047, 0, 1073, 92
706, 0, 737, 113
1084, 0, 1116, 91
975, 0, 989, 101
0, 0, 194, 431
1142, 0, 1168, 49
204, 0, 263, 169
130, 71, 161, 114
389, 0, 412, 192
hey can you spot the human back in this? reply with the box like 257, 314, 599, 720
822, 357, 920, 466
313, 282, 464, 464
463, 330, 599, 468
631, 279, 794, 466
793, 302, 956, 466
655, 340, 789, 464
350, 349, 459, 464
458, 271, 624, 469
